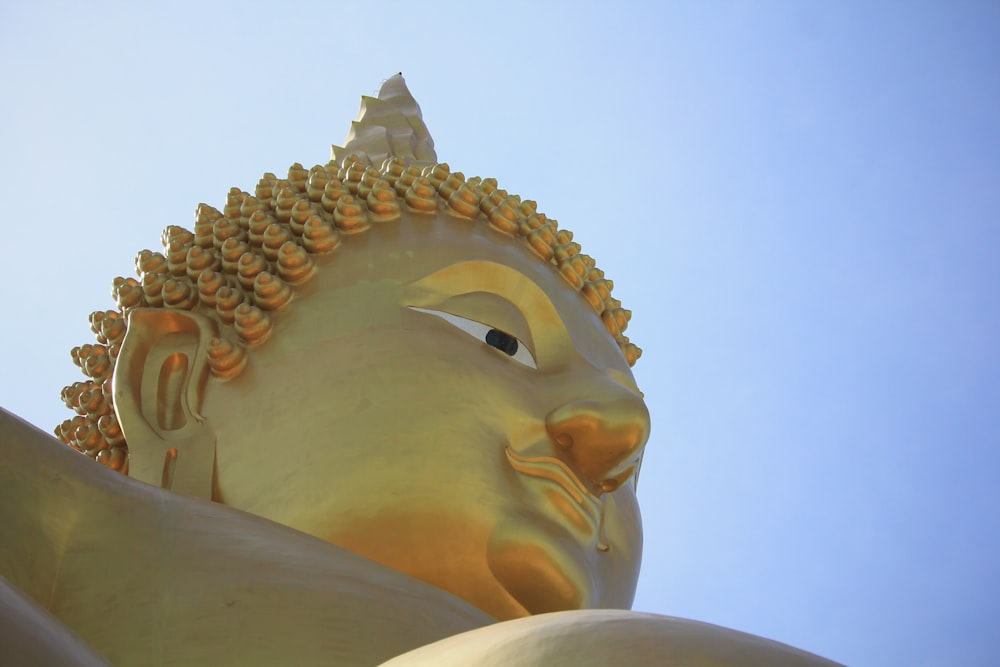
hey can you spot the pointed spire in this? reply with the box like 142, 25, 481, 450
331, 73, 437, 166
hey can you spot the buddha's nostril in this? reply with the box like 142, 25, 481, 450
544, 392, 649, 487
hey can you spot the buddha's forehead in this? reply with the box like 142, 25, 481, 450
302, 209, 541, 278
281, 212, 635, 378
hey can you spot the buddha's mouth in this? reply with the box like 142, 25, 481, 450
503, 446, 608, 550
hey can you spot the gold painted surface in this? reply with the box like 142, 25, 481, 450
194, 221, 650, 618
377, 610, 845, 667
0, 408, 493, 666
0, 75, 840, 665
49, 73, 649, 623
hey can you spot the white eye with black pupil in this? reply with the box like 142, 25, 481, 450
409, 307, 537, 369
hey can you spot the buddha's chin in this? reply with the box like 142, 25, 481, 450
486, 517, 596, 616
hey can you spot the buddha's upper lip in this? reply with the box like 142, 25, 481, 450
504, 446, 598, 507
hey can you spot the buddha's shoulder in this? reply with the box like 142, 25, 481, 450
380, 609, 843, 667
1, 407, 494, 666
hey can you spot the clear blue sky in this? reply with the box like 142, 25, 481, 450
2, 2, 998, 665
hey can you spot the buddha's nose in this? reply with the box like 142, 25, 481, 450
545, 384, 650, 492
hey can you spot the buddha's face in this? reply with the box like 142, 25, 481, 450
201, 212, 650, 620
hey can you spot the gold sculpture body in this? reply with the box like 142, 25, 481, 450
0, 76, 839, 666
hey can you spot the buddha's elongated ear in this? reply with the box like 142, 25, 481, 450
112, 308, 217, 500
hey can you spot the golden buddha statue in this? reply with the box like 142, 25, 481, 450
0, 75, 839, 666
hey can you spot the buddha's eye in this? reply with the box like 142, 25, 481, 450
409, 307, 537, 369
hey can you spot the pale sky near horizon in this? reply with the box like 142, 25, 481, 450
2, 3, 998, 666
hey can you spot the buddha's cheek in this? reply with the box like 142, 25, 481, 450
486, 514, 596, 615
326, 511, 530, 621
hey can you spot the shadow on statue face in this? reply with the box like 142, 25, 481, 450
119, 213, 650, 621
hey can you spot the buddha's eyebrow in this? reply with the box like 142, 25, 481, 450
406, 260, 556, 311
405, 260, 572, 358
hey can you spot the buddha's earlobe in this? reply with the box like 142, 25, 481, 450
113, 309, 217, 500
